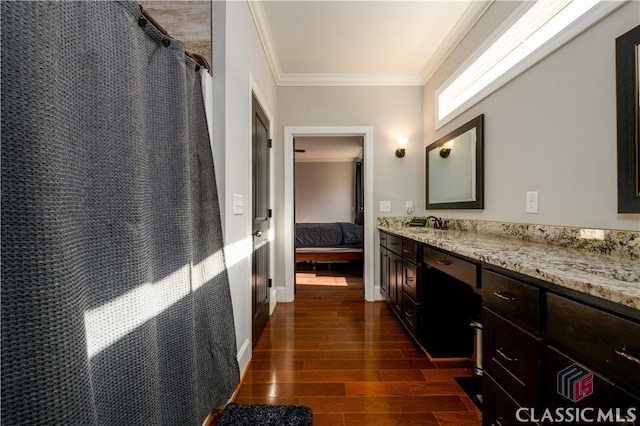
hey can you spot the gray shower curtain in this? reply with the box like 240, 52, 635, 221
1, 1, 239, 425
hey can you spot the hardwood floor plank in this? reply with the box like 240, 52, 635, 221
344, 382, 413, 397
230, 263, 477, 423
252, 349, 408, 361
303, 359, 437, 370
298, 395, 467, 414
313, 413, 346, 426
379, 369, 429, 382
409, 381, 466, 395
435, 411, 482, 425
242, 369, 383, 384
420, 368, 474, 381
249, 359, 305, 370
343, 412, 440, 425
235, 382, 346, 398
233, 396, 301, 406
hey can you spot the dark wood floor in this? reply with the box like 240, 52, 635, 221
233, 263, 482, 425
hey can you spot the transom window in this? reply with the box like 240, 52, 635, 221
436, 0, 625, 128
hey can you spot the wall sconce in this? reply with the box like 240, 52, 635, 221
440, 140, 455, 158
395, 137, 408, 158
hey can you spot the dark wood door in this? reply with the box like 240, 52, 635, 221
252, 94, 270, 346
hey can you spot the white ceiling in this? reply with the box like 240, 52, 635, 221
250, 0, 492, 86
294, 136, 363, 162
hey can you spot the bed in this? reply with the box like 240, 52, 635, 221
295, 221, 364, 263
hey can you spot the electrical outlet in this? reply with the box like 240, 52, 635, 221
406, 201, 414, 215
526, 191, 538, 213
379, 201, 391, 212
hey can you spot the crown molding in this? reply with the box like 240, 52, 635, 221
279, 73, 423, 87
249, 0, 492, 87
420, 0, 494, 85
247, 0, 282, 84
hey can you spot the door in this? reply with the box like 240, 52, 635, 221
252, 94, 270, 346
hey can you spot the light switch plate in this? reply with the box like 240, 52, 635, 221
526, 191, 538, 213
379, 201, 391, 212
233, 193, 244, 215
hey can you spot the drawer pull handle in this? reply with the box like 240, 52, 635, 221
405, 311, 414, 318
403, 249, 412, 253
496, 348, 518, 363
615, 348, 640, 366
436, 259, 452, 266
493, 291, 516, 301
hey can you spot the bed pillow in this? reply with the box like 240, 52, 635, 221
338, 222, 363, 244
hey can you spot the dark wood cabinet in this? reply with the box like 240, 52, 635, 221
379, 231, 421, 343
379, 230, 481, 357
388, 250, 402, 317
545, 346, 639, 425
483, 307, 543, 408
546, 292, 640, 397
379, 246, 389, 300
424, 245, 479, 288
482, 267, 640, 423
483, 373, 536, 426
483, 270, 540, 332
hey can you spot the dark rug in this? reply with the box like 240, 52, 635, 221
455, 376, 483, 410
217, 403, 313, 426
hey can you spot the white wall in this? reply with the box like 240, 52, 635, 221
422, 1, 640, 231
295, 162, 354, 223
212, 0, 277, 375
274, 86, 423, 296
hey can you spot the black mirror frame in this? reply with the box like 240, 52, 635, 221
426, 114, 484, 210
616, 24, 640, 213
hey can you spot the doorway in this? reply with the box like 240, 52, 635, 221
294, 136, 365, 295
282, 126, 375, 303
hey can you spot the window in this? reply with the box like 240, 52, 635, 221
436, 0, 626, 128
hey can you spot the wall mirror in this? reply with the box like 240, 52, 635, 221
616, 24, 640, 213
426, 114, 484, 210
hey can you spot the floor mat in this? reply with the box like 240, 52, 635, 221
217, 403, 313, 426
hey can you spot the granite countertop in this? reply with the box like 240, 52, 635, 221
378, 224, 640, 310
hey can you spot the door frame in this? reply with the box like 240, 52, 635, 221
282, 126, 375, 302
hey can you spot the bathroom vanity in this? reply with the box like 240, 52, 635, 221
378, 219, 640, 424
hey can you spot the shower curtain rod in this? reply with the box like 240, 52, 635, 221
139, 5, 210, 71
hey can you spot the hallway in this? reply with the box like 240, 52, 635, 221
233, 265, 482, 425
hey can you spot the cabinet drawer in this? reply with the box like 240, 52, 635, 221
547, 293, 640, 396
546, 346, 639, 423
387, 234, 402, 255
380, 232, 388, 247
403, 294, 418, 337
402, 261, 419, 301
483, 307, 543, 407
484, 373, 537, 426
482, 270, 540, 331
401, 240, 420, 264
423, 246, 478, 288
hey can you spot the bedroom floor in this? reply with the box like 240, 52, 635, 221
229, 263, 482, 426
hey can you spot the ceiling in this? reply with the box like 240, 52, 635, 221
294, 136, 363, 162
250, 0, 492, 86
